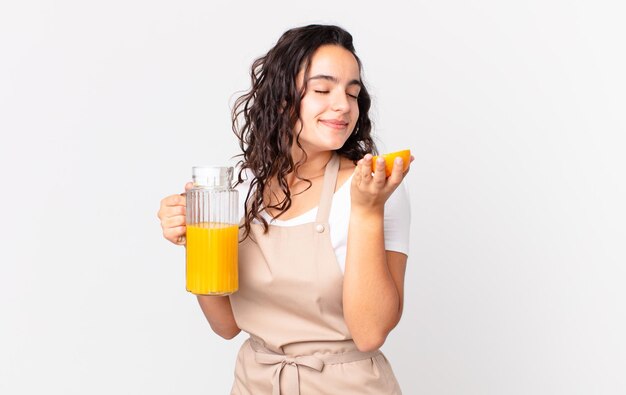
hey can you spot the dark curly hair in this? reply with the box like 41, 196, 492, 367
232, 24, 377, 239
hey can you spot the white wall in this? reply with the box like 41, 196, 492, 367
1, 0, 625, 394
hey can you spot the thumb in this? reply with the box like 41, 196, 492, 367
184, 182, 193, 193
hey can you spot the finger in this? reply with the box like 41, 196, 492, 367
352, 162, 362, 185
354, 156, 370, 187
158, 197, 172, 220
401, 155, 415, 177
164, 204, 186, 219
361, 154, 374, 179
162, 194, 186, 208
388, 156, 405, 184
158, 198, 186, 220
163, 225, 186, 244
372, 156, 386, 185
184, 182, 193, 193
158, 208, 184, 225
162, 215, 186, 229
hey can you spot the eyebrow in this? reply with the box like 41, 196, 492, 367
307, 74, 362, 87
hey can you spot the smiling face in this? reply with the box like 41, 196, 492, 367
293, 44, 362, 157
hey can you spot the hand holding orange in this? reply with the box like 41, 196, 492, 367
371, 149, 411, 177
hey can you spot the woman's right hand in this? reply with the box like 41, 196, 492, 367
157, 182, 193, 245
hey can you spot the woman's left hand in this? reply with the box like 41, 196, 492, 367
350, 153, 413, 212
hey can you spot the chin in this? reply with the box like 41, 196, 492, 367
326, 134, 352, 149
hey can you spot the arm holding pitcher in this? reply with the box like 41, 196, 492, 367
158, 185, 241, 339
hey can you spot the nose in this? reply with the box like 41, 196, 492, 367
330, 90, 350, 113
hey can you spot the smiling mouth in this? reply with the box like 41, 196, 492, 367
320, 120, 349, 129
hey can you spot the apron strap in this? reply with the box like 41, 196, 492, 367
315, 153, 340, 224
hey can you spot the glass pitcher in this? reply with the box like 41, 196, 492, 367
185, 166, 239, 295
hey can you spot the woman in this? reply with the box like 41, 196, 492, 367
158, 24, 412, 394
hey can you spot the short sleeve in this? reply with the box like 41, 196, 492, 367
383, 181, 411, 256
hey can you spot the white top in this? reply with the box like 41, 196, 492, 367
235, 170, 411, 273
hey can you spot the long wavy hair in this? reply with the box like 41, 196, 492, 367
232, 24, 377, 239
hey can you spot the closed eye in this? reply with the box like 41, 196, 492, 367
314, 90, 329, 94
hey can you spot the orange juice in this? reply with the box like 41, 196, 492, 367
186, 222, 239, 295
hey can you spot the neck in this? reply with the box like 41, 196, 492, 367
264, 149, 335, 207
288, 149, 333, 184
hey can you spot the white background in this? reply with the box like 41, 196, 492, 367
1, 0, 625, 394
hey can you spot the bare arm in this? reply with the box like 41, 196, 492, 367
343, 154, 411, 352
196, 296, 241, 339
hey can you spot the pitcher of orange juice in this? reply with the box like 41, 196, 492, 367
185, 166, 239, 295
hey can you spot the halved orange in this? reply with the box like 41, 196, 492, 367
371, 149, 411, 177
